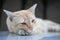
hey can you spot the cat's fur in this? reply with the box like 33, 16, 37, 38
3, 4, 60, 36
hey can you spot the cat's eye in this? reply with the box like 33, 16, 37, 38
32, 20, 35, 22
21, 23, 26, 25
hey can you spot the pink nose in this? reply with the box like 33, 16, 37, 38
28, 25, 33, 30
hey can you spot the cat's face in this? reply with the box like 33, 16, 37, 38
13, 10, 36, 30
3, 4, 37, 32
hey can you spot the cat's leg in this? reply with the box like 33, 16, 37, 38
18, 29, 30, 36
46, 21, 60, 32
48, 25, 60, 32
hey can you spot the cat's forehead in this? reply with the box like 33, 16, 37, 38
13, 10, 31, 19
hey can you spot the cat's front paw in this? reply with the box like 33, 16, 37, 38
18, 30, 30, 36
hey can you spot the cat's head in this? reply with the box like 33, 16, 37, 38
3, 4, 37, 32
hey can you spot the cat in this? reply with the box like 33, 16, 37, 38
3, 4, 60, 36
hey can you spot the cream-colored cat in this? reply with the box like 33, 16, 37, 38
3, 4, 60, 36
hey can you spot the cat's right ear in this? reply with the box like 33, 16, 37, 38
27, 4, 37, 14
3, 9, 14, 21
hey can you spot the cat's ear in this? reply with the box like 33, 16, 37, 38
28, 4, 37, 14
3, 9, 14, 21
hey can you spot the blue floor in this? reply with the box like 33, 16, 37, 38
0, 31, 60, 40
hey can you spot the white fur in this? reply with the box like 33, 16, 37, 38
3, 4, 60, 35
32, 18, 60, 35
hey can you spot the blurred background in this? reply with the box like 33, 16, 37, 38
0, 0, 60, 31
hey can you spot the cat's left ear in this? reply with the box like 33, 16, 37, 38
28, 4, 37, 14
3, 9, 15, 21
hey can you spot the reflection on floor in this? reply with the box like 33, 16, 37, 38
0, 31, 60, 40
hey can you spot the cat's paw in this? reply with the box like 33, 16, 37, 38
18, 30, 29, 36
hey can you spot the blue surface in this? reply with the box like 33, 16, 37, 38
0, 31, 60, 40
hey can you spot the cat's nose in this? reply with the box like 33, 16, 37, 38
28, 25, 33, 30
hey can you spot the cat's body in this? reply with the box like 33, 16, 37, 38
3, 4, 60, 36
33, 18, 60, 34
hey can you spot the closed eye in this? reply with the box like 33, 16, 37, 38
32, 20, 35, 22
21, 23, 27, 25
